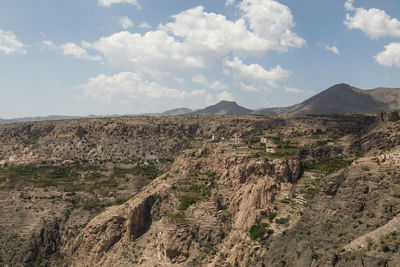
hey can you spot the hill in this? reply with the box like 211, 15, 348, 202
162, 107, 192, 116
258, 83, 400, 116
190, 100, 253, 115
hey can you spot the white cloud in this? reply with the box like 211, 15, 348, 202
87, 30, 202, 73
139, 22, 151, 29
84, 3, 304, 75
42, 40, 55, 50
192, 74, 208, 86
119, 16, 134, 29
60, 43, 102, 61
223, 56, 291, 88
240, 0, 305, 51
225, 0, 235, 6
174, 77, 185, 84
44, 40, 101, 61
344, 0, 400, 39
98, 0, 140, 8
192, 73, 228, 90
284, 86, 304, 94
344, 0, 355, 11
217, 91, 234, 101
206, 94, 214, 105
81, 72, 189, 104
325, 45, 340, 55
0, 29, 27, 55
239, 81, 260, 92
375, 42, 400, 68
191, 89, 206, 96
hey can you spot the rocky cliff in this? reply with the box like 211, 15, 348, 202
0, 113, 399, 266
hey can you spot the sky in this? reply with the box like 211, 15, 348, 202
1, 0, 400, 118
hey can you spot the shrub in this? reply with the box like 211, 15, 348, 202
275, 217, 290, 225
115, 197, 130, 205
267, 212, 277, 222
249, 225, 266, 240
83, 200, 104, 211
112, 164, 160, 179
178, 195, 203, 210
301, 157, 352, 176
165, 213, 185, 223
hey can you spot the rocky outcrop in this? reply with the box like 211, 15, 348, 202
125, 195, 155, 242
229, 178, 279, 231
171, 148, 300, 185
67, 182, 169, 266
155, 222, 192, 263
29, 219, 62, 264
379, 111, 400, 122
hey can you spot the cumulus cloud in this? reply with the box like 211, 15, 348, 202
86, 31, 201, 73
81, 72, 189, 103
375, 42, 400, 68
225, 0, 235, 6
192, 74, 228, 90
98, 0, 140, 8
284, 86, 304, 94
239, 81, 261, 92
191, 89, 206, 96
217, 91, 234, 101
139, 22, 151, 29
240, 0, 305, 51
43, 40, 101, 61
119, 16, 134, 29
223, 56, 291, 88
344, 0, 400, 39
0, 29, 27, 55
60, 43, 102, 61
84, 3, 304, 75
325, 45, 340, 54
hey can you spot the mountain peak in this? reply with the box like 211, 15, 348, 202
191, 100, 253, 115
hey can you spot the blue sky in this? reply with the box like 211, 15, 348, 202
1, 0, 400, 118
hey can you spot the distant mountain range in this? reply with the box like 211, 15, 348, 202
0, 115, 83, 124
258, 83, 400, 116
1, 83, 400, 124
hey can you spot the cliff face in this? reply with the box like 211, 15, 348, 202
1, 113, 400, 266
61, 144, 301, 266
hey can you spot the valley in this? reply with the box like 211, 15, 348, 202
0, 113, 399, 266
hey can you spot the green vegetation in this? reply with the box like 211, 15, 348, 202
179, 195, 204, 210
266, 147, 300, 158
158, 157, 174, 163
165, 213, 185, 223
275, 217, 290, 225
262, 212, 277, 222
83, 200, 106, 211
112, 164, 160, 179
84, 171, 103, 180
246, 137, 261, 145
301, 157, 352, 176
93, 178, 118, 189
249, 223, 274, 240
249, 225, 266, 240
0, 163, 160, 195
175, 172, 217, 210
115, 197, 130, 205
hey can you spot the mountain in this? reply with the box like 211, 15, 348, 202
257, 83, 400, 116
162, 107, 192, 116
0, 115, 83, 124
190, 100, 253, 115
